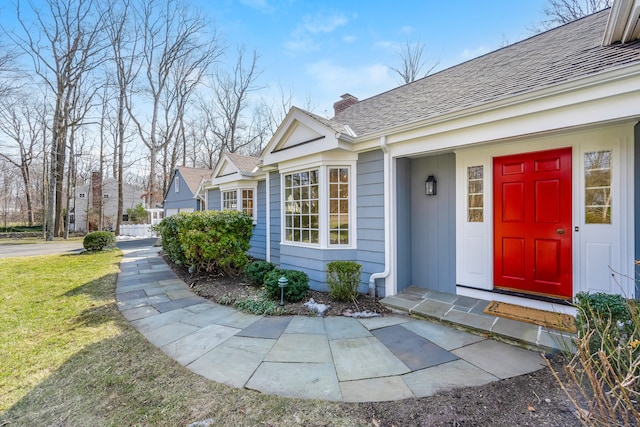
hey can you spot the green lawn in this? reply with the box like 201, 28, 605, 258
0, 250, 366, 426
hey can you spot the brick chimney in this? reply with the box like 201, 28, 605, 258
91, 171, 102, 210
333, 93, 358, 116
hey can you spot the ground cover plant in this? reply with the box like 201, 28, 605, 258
1, 247, 581, 426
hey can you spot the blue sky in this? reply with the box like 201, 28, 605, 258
0, 0, 551, 117
201, 0, 550, 116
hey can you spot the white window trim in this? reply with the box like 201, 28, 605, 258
220, 185, 258, 224
280, 161, 357, 249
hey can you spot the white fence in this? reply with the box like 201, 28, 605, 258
119, 223, 157, 237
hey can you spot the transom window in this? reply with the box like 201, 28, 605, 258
585, 150, 612, 224
284, 170, 319, 244
467, 166, 483, 222
283, 166, 351, 247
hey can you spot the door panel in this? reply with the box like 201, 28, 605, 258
493, 147, 572, 298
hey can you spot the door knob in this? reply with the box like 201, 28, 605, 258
556, 228, 564, 235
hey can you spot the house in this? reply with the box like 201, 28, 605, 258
163, 166, 213, 217
251, 4, 640, 311
201, 152, 266, 260
72, 171, 145, 232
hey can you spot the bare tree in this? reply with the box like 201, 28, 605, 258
103, 0, 140, 235
201, 47, 266, 160
126, 0, 222, 208
0, 95, 47, 226
12, 0, 107, 239
389, 40, 439, 85
538, 0, 611, 30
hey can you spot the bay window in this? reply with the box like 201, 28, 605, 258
283, 165, 352, 247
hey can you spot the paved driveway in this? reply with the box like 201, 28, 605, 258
0, 237, 157, 258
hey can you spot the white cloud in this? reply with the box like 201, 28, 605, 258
459, 45, 491, 61
301, 13, 349, 34
284, 12, 351, 54
399, 25, 414, 36
342, 35, 357, 43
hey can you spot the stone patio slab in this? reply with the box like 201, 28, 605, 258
236, 316, 292, 339
340, 376, 415, 402
246, 362, 342, 401
451, 339, 546, 379
212, 310, 262, 329
358, 315, 410, 331
264, 333, 332, 363
121, 305, 160, 321
284, 316, 326, 334
411, 299, 452, 319
181, 304, 238, 327
161, 323, 240, 365
372, 324, 458, 371
188, 336, 275, 388
324, 316, 372, 340
491, 317, 540, 344
116, 294, 170, 311
330, 337, 410, 381
153, 296, 206, 313
116, 289, 147, 301
143, 321, 200, 348
401, 320, 485, 351
403, 359, 498, 398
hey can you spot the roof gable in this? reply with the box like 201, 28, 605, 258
177, 167, 212, 195
262, 107, 356, 167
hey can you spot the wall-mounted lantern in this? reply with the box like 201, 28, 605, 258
425, 175, 437, 196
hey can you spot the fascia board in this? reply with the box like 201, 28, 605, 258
354, 65, 640, 146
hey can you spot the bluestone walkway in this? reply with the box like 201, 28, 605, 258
116, 246, 548, 402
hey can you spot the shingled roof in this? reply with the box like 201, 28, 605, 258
332, 9, 640, 137
176, 166, 212, 194
225, 152, 260, 174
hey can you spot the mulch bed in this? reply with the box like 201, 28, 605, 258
163, 254, 390, 317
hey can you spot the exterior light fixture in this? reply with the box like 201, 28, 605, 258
278, 276, 288, 306
425, 175, 437, 196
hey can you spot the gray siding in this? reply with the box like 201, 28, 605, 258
279, 245, 358, 292
207, 189, 221, 211
633, 123, 640, 299
163, 172, 198, 213
409, 153, 456, 293
269, 172, 281, 265
247, 180, 267, 260
396, 157, 413, 292
356, 150, 386, 295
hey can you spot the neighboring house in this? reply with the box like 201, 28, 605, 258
163, 166, 213, 217
72, 172, 145, 232
254, 4, 640, 310
200, 152, 266, 260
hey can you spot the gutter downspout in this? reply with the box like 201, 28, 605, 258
369, 136, 392, 297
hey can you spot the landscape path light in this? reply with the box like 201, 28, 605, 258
278, 276, 288, 306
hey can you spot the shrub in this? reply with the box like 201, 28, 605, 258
82, 231, 116, 251
154, 214, 187, 266
545, 290, 640, 425
243, 260, 276, 286
155, 210, 253, 276
264, 269, 309, 302
326, 261, 362, 302
574, 292, 634, 355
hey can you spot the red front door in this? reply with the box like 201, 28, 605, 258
493, 148, 572, 299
